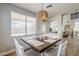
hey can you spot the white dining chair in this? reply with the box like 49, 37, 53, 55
44, 41, 68, 56
14, 38, 25, 56
13, 38, 40, 56
57, 41, 67, 56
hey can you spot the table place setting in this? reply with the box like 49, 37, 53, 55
26, 39, 44, 47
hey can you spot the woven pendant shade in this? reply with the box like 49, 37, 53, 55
37, 3, 48, 22
37, 10, 48, 22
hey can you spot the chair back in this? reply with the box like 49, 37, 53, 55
57, 41, 67, 56
14, 38, 25, 56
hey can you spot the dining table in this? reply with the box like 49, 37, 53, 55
21, 36, 61, 56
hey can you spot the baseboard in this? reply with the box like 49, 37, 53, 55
0, 49, 16, 56
0, 48, 32, 56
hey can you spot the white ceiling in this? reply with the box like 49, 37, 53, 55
12, 3, 79, 18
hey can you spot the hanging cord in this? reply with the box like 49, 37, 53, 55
42, 3, 43, 11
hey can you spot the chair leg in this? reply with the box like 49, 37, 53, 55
44, 53, 49, 56
40, 52, 44, 56
40, 52, 49, 56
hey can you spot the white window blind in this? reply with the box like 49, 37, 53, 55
27, 16, 36, 34
11, 12, 25, 36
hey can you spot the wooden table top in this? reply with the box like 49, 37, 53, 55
21, 37, 61, 53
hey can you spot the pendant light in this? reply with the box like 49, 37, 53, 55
37, 3, 48, 22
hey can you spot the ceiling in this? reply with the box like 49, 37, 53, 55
12, 3, 79, 18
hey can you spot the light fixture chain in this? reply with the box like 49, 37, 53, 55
42, 3, 43, 11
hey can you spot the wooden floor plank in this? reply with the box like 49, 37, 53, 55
65, 36, 77, 56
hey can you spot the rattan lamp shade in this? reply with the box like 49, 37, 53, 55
37, 10, 48, 22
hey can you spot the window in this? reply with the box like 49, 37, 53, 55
11, 12, 25, 36
11, 12, 37, 36
71, 12, 79, 19
50, 21, 58, 32
42, 23, 46, 33
27, 16, 36, 34
74, 21, 79, 31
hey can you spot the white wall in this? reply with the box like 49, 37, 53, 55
0, 4, 13, 53
0, 6, 2, 52
0, 4, 36, 52
47, 14, 62, 38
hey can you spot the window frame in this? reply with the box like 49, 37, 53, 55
11, 11, 26, 37
11, 11, 37, 37
26, 16, 37, 35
